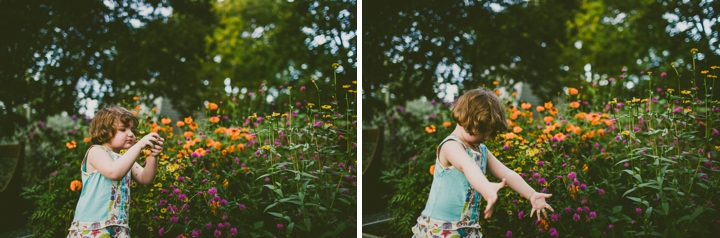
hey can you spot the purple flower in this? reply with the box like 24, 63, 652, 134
170, 216, 178, 223
636, 207, 642, 213
589, 211, 596, 220
159, 227, 165, 236
178, 194, 187, 200
178, 176, 184, 181
598, 189, 605, 195
208, 187, 217, 196
191, 231, 199, 237
579, 184, 587, 189
506, 230, 512, 237
549, 227, 558, 237
206, 222, 213, 229
214, 229, 221, 237
277, 223, 284, 229
239, 204, 246, 210
573, 213, 580, 221
538, 161, 544, 166
230, 228, 237, 235
218, 223, 224, 229
538, 178, 546, 184
159, 200, 167, 206
568, 172, 577, 180
609, 224, 614, 229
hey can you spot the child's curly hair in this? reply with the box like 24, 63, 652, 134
451, 88, 509, 136
89, 106, 138, 144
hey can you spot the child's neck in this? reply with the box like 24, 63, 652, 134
101, 143, 121, 153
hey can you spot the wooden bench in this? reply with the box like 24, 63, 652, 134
0, 143, 26, 232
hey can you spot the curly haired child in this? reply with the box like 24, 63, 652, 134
412, 88, 554, 237
67, 106, 165, 238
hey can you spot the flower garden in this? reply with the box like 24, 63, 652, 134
18, 66, 357, 237
379, 50, 720, 237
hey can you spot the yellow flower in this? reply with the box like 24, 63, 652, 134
223, 179, 229, 187
667, 88, 675, 93
311, 77, 315, 82
307, 103, 315, 108
321, 105, 332, 110
691, 48, 699, 54
621, 131, 631, 136
261, 145, 271, 150
582, 164, 588, 172
281, 113, 288, 118
342, 85, 351, 89
647, 71, 652, 75
681, 90, 691, 95
332, 63, 340, 69
154, 183, 162, 188
684, 108, 693, 113
671, 62, 676, 67
272, 112, 280, 117
287, 86, 293, 89
352, 80, 357, 84
324, 122, 333, 127
160, 208, 167, 213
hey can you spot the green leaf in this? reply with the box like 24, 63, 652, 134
623, 187, 637, 197
253, 221, 264, 229
268, 212, 284, 218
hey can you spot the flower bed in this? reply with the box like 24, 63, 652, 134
381, 51, 720, 237
21, 67, 357, 238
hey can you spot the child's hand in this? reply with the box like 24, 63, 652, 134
529, 192, 554, 220
138, 133, 161, 148
483, 178, 507, 219
148, 136, 165, 157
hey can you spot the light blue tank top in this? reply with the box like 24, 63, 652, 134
68, 145, 131, 232
420, 134, 488, 228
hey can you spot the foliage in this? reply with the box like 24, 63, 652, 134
21, 65, 358, 237
363, 0, 720, 123
381, 51, 720, 237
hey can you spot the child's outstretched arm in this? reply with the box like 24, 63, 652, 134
441, 141, 507, 219
487, 152, 554, 220
132, 136, 165, 185
89, 132, 160, 181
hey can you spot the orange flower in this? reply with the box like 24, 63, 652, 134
521, 102, 532, 110
184, 117, 194, 125
207, 102, 219, 111
513, 126, 523, 133
70, 180, 82, 192
425, 125, 437, 134
188, 122, 198, 131
597, 129, 606, 137
443, 121, 452, 128
161, 118, 172, 125
214, 127, 227, 134
184, 131, 194, 138
223, 179, 229, 187
569, 101, 580, 109
493, 81, 500, 85
572, 127, 582, 135
237, 143, 246, 152
176, 121, 186, 127
543, 116, 554, 123
504, 133, 516, 140
152, 125, 162, 133
536, 106, 545, 112
544, 101, 554, 110
66, 140, 77, 149
193, 148, 206, 157
133, 96, 139, 101
83, 137, 91, 143
511, 92, 517, 97
494, 89, 500, 96
430, 164, 436, 175
553, 133, 566, 141
568, 87, 579, 96
548, 107, 558, 116
209, 116, 220, 124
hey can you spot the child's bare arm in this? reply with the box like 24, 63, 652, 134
441, 141, 506, 219
132, 137, 164, 185
89, 133, 159, 181
487, 152, 535, 199
487, 152, 554, 220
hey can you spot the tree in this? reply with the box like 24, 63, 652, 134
0, 0, 216, 138
363, 0, 579, 122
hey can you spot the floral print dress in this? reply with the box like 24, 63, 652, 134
68, 145, 132, 238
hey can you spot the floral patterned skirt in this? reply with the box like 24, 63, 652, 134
411, 215, 482, 238
67, 225, 130, 238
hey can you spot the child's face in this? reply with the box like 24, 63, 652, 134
106, 120, 136, 151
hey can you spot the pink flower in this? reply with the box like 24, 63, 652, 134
239, 204, 246, 210
159, 227, 165, 236
277, 223, 284, 229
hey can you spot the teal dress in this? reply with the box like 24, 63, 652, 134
412, 134, 488, 238
68, 145, 132, 237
